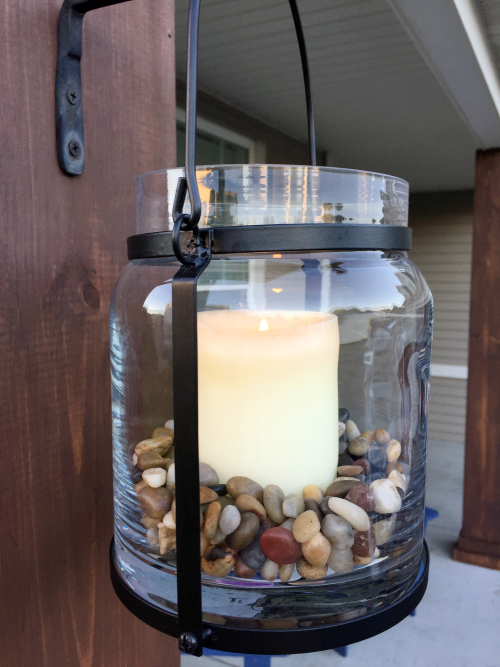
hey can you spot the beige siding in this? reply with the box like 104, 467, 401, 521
409, 191, 473, 443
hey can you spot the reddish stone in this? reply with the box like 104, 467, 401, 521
260, 527, 300, 564
353, 522, 375, 558
345, 484, 376, 512
356, 458, 370, 475
234, 558, 258, 579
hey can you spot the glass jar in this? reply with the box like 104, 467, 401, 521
111, 166, 432, 635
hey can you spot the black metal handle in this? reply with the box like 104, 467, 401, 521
172, 0, 316, 262
55, 0, 133, 176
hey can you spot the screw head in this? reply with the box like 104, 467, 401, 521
179, 632, 198, 654
68, 140, 81, 159
66, 88, 78, 105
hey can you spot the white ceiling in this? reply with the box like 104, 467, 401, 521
175, 0, 500, 192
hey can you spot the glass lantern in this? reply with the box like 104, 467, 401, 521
110, 165, 432, 654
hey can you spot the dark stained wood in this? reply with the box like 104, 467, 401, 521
0, 1, 180, 664
453, 149, 500, 571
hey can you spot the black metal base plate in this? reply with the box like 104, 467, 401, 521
110, 539, 429, 655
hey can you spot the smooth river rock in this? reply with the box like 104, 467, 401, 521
304, 498, 323, 523
225, 512, 260, 550
261, 558, 279, 581
301, 532, 331, 567
263, 484, 286, 524
236, 494, 267, 522
302, 484, 324, 504
296, 556, 327, 580
370, 478, 402, 514
227, 476, 264, 502
345, 419, 360, 442
292, 510, 321, 543
325, 478, 362, 498
352, 522, 375, 557
348, 436, 370, 457
282, 493, 305, 518
142, 467, 167, 488
327, 546, 354, 573
345, 485, 376, 512
204, 501, 221, 541
240, 527, 267, 570
321, 514, 354, 550
137, 487, 173, 519
337, 465, 363, 477
219, 504, 242, 535
201, 545, 238, 577
199, 462, 219, 487
374, 516, 396, 545
386, 439, 402, 462
374, 428, 391, 446
260, 527, 300, 564
327, 497, 370, 531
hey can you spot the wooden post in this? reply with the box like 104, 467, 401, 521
0, 1, 180, 664
453, 149, 500, 570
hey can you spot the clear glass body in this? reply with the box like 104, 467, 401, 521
112, 167, 432, 630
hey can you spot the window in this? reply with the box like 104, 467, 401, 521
176, 109, 256, 167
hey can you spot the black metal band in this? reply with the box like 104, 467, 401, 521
110, 539, 429, 655
128, 224, 411, 260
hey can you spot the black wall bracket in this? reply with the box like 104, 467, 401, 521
56, 0, 132, 176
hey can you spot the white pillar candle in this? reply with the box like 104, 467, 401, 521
197, 310, 339, 495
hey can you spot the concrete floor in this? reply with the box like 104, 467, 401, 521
183, 440, 500, 667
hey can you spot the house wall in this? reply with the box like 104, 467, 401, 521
409, 191, 474, 444
176, 79, 326, 165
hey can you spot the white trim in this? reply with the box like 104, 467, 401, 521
430, 363, 468, 380
176, 108, 257, 161
387, 0, 500, 148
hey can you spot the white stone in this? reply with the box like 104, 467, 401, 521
321, 514, 354, 550
162, 511, 176, 529
166, 463, 175, 491
261, 559, 279, 581
370, 478, 402, 514
219, 505, 241, 535
374, 516, 396, 545
345, 419, 361, 442
388, 470, 407, 492
132, 453, 138, 466
164, 419, 174, 431
142, 467, 167, 488
327, 546, 354, 573
146, 527, 159, 547
338, 422, 346, 438
279, 563, 295, 582
327, 497, 370, 531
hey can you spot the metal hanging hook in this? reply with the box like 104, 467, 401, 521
172, 0, 317, 265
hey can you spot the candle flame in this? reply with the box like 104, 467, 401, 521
272, 288, 283, 293
259, 318, 269, 332
273, 254, 282, 258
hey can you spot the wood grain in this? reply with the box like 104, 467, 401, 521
0, 0, 180, 664
453, 149, 500, 570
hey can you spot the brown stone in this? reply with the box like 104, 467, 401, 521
374, 428, 391, 446
325, 478, 362, 498
296, 556, 327, 580
236, 494, 267, 522
137, 450, 165, 471
201, 545, 238, 577
337, 465, 363, 477
301, 532, 331, 567
204, 501, 222, 541
260, 527, 300, 564
225, 512, 260, 551
345, 485, 376, 512
137, 487, 173, 519
386, 461, 404, 475
226, 476, 264, 502
234, 558, 258, 579
200, 486, 219, 504
353, 522, 375, 558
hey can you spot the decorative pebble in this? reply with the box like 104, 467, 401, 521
370, 479, 402, 514
158, 525, 176, 554
345, 485, 376, 512
152, 426, 173, 440
373, 547, 380, 559
374, 516, 396, 545
200, 486, 219, 504
304, 498, 323, 523
201, 545, 238, 577
219, 505, 242, 535
261, 558, 279, 581
325, 478, 362, 498
386, 462, 404, 475
282, 493, 305, 518
211, 527, 226, 544
302, 532, 331, 567
142, 467, 167, 488
216, 496, 236, 510
280, 518, 295, 532
226, 476, 264, 502
135, 436, 172, 456
386, 439, 401, 462
388, 470, 407, 492
327, 546, 354, 573
225, 512, 260, 550
132, 453, 138, 466
164, 419, 174, 431
320, 496, 334, 515
240, 529, 267, 570
337, 465, 363, 477
339, 440, 348, 454
345, 419, 361, 442
328, 497, 370, 531
234, 559, 258, 579
204, 501, 222, 541
263, 485, 286, 524
356, 458, 370, 475
279, 563, 295, 582
339, 407, 350, 423
338, 422, 346, 438
353, 522, 375, 557
360, 430, 375, 444
302, 484, 324, 504
199, 462, 219, 487
209, 484, 227, 496
137, 487, 173, 519
146, 527, 159, 547
135, 479, 149, 493
236, 494, 267, 522
200, 531, 209, 556
162, 510, 176, 529
141, 514, 159, 528
166, 463, 175, 491
296, 556, 327, 580
321, 514, 354, 550
292, 510, 321, 543
137, 451, 165, 471
171, 498, 176, 521
374, 428, 391, 446
353, 553, 371, 565
367, 447, 387, 472
338, 453, 355, 467
260, 527, 300, 564
348, 436, 370, 457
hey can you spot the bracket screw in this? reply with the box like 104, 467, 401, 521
66, 88, 78, 105
179, 632, 198, 654
68, 140, 81, 159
